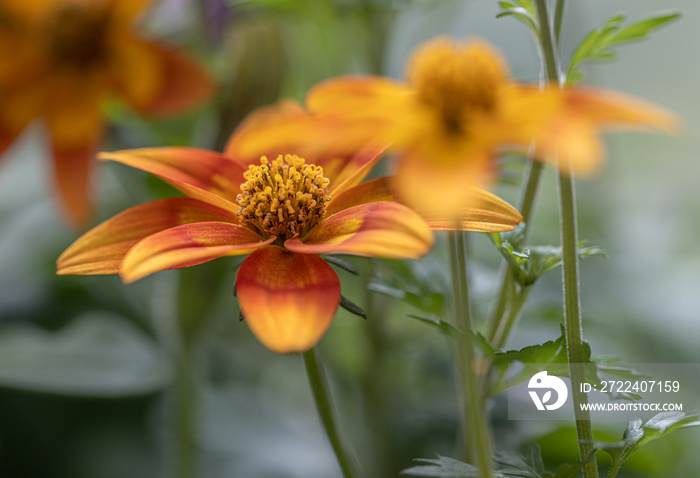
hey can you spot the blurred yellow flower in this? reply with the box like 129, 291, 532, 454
304, 36, 679, 217
0, 0, 213, 225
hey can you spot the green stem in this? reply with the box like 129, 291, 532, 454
535, 0, 561, 80
493, 284, 532, 350
486, 157, 542, 343
303, 348, 360, 478
558, 168, 598, 478
361, 261, 397, 476
553, 0, 567, 48
535, 0, 599, 475
175, 341, 198, 478
607, 459, 623, 478
449, 232, 494, 477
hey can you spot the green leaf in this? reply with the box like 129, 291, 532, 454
339, 295, 367, 319
548, 455, 595, 478
0, 313, 170, 397
566, 11, 681, 84
491, 231, 606, 286
368, 259, 448, 317
403, 446, 590, 478
323, 255, 359, 275
491, 326, 641, 399
588, 412, 700, 472
495, 444, 545, 477
401, 455, 483, 477
407, 313, 458, 337
497, 0, 538, 35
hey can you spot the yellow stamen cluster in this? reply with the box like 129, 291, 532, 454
48, 4, 110, 67
237, 155, 331, 242
406, 37, 508, 131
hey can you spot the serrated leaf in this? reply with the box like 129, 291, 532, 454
496, 0, 538, 34
404, 446, 585, 478
491, 233, 605, 286
609, 13, 681, 44
492, 329, 643, 398
495, 445, 545, 477
566, 11, 681, 84
494, 334, 567, 366
588, 412, 700, 472
401, 455, 483, 477
549, 456, 594, 478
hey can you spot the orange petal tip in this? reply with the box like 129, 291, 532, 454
236, 247, 341, 354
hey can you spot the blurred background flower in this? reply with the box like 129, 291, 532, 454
0, 0, 213, 225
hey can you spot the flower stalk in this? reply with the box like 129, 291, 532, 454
535, 0, 599, 475
449, 231, 494, 477
557, 167, 598, 477
303, 347, 360, 478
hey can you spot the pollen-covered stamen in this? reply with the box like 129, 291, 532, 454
237, 155, 331, 242
48, 4, 110, 68
406, 37, 508, 131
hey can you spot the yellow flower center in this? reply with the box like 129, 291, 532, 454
48, 5, 110, 68
237, 155, 331, 242
406, 37, 508, 132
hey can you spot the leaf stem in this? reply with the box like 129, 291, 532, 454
449, 231, 494, 477
303, 347, 360, 478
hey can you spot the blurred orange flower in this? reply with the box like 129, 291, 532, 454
304, 36, 679, 217
57, 100, 522, 354
0, 0, 213, 225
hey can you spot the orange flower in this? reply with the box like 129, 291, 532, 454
57, 100, 522, 354
304, 36, 679, 216
0, 0, 213, 225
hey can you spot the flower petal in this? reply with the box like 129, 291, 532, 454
534, 116, 605, 177
529, 87, 680, 177
562, 87, 680, 134
128, 43, 214, 117
236, 246, 340, 354
121, 222, 272, 283
51, 138, 99, 226
306, 75, 408, 117
224, 99, 385, 194
99, 148, 246, 211
108, 35, 163, 110
327, 177, 522, 232
316, 144, 386, 197
325, 177, 395, 217
57, 198, 240, 275
393, 152, 496, 220
285, 202, 433, 259
224, 99, 315, 162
